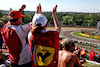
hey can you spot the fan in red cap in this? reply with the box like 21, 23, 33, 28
8, 10, 25, 20
1, 5, 32, 67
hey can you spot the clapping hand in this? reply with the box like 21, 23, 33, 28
19, 5, 26, 11
36, 3, 42, 14
52, 5, 57, 15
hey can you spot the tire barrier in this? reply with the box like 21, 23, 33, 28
81, 33, 100, 39
81, 30, 100, 39
81, 33, 89, 37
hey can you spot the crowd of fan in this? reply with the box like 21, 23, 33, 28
61, 38, 100, 63
0, 38, 100, 67
80, 47, 100, 63
0, 4, 100, 67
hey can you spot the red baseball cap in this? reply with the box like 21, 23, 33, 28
8, 10, 25, 19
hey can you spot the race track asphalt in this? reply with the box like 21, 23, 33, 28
60, 29, 100, 44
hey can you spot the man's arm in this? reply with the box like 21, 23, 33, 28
74, 55, 81, 67
67, 55, 81, 67
52, 5, 61, 33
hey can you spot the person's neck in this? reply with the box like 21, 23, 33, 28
10, 21, 19, 26
43, 25, 47, 30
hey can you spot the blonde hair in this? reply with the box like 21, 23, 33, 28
61, 38, 70, 45
61, 38, 73, 50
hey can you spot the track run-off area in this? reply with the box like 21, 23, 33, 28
60, 27, 100, 44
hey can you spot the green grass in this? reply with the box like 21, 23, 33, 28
73, 32, 100, 40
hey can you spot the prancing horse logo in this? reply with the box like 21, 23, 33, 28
35, 45, 55, 66
37, 50, 52, 63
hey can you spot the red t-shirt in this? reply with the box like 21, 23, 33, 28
30, 31, 59, 67
89, 51, 96, 61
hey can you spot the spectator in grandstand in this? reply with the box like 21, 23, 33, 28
81, 48, 88, 59
58, 38, 82, 67
89, 51, 96, 61
0, 21, 10, 66
1, 5, 32, 67
28, 4, 61, 67
97, 54, 100, 63
95, 53, 99, 62
61, 38, 75, 52
0, 21, 3, 50
61, 38, 82, 58
88, 46, 91, 50
98, 47, 100, 50
0, 50, 11, 66
95, 53, 98, 58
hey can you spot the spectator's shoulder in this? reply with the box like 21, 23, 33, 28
48, 31, 59, 35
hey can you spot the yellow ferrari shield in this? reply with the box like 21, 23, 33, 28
36, 45, 55, 66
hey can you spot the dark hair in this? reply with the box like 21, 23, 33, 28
31, 23, 44, 36
72, 41, 75, 46
64, 41, 72, 50
59, 44, 63, 50
64, 41, 75, 51
10, 18, 18, 22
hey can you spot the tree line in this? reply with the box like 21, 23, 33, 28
0, 10, 100, 27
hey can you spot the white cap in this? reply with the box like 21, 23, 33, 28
32, 14, 47, 27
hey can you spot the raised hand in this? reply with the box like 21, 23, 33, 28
52, 5, 61, 33
19, 5, 26, 11
36, 3, 42, 14
52, 5, 57, 15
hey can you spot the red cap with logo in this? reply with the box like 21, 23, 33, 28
8, 10, 25, 19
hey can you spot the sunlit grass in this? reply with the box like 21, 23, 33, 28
73, 32, 100, 40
